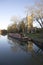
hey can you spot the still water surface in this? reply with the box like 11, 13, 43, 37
0, 35, 43, 65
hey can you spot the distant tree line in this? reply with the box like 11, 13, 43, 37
1, 29, 7, 35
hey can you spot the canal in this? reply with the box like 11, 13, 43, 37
0, 35, 43, 65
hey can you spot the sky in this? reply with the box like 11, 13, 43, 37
0, 0, 40, 29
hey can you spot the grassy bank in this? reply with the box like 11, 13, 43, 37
25, 33, 43, 43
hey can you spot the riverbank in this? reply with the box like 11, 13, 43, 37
25, 33, 43, 50
25, 33, 43, 43
8, 33, 43, 50
8, 33, 43, 43
9, 33, 43, 50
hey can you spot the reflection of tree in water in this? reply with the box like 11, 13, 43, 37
7, 36, 43, 62
8, 35, 34, 53
10, 39, 33, 52
19, 41, 34, 54
26, 41, 33, 52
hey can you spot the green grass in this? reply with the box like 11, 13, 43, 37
25, 33, 43, 43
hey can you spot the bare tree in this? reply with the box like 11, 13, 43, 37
34, 0, 43, 28
25, 0, 43, 28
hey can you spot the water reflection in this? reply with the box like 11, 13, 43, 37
7, 36, 43, 55
0, 35, 43, 65
8, 36, 43, 64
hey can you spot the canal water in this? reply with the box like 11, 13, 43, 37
0, 35, 43, 65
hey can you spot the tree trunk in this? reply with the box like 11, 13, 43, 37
36, 18, 42, 28
40, 18, 43, 28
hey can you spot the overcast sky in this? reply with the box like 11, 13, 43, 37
0, 0, 41, 29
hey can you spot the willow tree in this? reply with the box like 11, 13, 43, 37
25, 0, 43, 28
34, 0, 43, 28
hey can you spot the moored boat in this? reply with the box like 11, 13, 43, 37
8, 33, 29, 42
